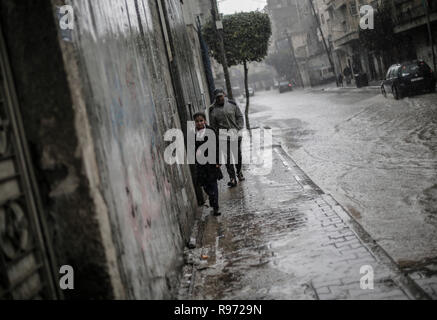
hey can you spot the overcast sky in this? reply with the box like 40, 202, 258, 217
218, 0, 267, 15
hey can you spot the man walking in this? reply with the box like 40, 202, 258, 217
338, 73, 344, 87
344, 66, 352, 85
209, 88, 245, 188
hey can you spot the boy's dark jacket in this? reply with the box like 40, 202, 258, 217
194, 125, 223, 186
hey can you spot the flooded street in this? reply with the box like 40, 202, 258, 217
249, 89, 437, 265
179, 144, 425, 300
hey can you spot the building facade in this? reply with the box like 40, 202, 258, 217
314, 0, 381, 82
0, 0, 208, 300
315, 0, 437, 82
392, 0, 437, 71
267, 0, 336, 87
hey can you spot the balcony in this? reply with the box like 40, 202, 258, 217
394, 3, 437, 33
333, 29, 359, 47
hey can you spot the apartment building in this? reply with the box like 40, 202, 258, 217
315, 0, 436, 82
392, 0, 437, 70
314, 0, 383, 81
267, 0, 335, 87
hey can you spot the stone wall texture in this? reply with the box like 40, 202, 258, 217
0, 0, 204, 299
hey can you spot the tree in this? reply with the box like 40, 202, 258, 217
203, 12, 272, 129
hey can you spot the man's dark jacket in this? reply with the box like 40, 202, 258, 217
194, 125, 223, 186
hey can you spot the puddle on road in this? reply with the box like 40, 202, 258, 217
196, 207, 311, 300
188, 156, 314, 300
272, 95, 437, 263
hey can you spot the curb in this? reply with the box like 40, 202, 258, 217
179, 140, 432, 300
319, 86, 381, 93
277, 144, 431, 300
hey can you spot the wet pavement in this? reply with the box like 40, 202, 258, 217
246, 88, 437, 298
178, 142, 429, 300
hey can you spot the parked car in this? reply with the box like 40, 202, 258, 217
279, 81, 293, 93
381, 60, 436, 99
248, 87, 255, 97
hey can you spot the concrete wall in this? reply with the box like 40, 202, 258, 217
1, 0, 203, 299
1, 0, 118, 299
182, 0, 212, 107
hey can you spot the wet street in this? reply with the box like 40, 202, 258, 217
246, 88, 437, 295
179, 144, 427, 299
178, 88, 437, 300
249, 88, 437, 266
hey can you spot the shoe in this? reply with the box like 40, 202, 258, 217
237, 172, 245, 181
212, 208, 221, 216
227, 179, 237, 188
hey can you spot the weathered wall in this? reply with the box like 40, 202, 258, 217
0, 0, 119, 299
1, 0, 203, 299
182, 0, 213, 106
57, 0, 203, 299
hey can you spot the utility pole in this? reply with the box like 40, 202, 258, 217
210, 0, 233, 99
284, 30, 304, 88
308, 0, 339, 86
423, 0, 436, 72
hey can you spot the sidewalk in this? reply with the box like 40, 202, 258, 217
178, 143, 430, 300
308, 80, 381, 93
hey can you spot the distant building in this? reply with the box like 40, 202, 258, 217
266, 0, 335, 87
315, 0, 436, 82
314, 0, 382, 81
